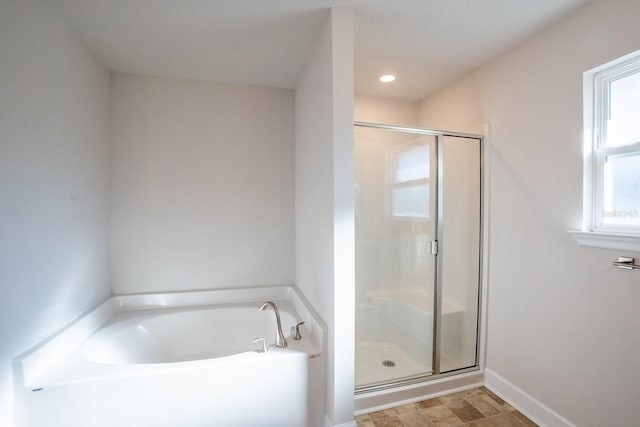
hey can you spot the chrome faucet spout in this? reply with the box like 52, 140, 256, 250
259, 301, 288, 348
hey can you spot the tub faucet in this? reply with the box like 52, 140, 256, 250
259, 301, 288, 348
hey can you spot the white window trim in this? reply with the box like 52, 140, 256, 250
572, 49, 640, 253
570, 230, 640, 252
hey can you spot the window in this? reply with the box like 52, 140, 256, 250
593, 54, 640, 231
575, 49, 640, 250
390, 143, 430, 218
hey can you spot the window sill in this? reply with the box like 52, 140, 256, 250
569, 231, 640, 253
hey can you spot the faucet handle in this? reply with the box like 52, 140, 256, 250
293, 321, 305, 340
252, 337, 268, 353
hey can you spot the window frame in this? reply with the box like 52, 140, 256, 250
575, 49, 640, 251
593, 54, 640, 233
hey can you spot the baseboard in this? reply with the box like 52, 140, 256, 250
484, 369, 575, 427
324, 414, 356, 427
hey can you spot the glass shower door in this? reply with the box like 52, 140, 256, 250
354, 126, 438, 389
437, 135, 482, 373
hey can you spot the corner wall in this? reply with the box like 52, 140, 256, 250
419, 0, 640, 425
0, 0, 111, 424
354, 96, 419, 127
110, 74, 295, 293
295, 8, 355, 427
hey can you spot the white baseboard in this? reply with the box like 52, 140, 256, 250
484, 369, 575, 427
324, 414, 356, 427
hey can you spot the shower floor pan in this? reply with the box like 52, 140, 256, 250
355, 340, 460, 389
355, 340, 430, 388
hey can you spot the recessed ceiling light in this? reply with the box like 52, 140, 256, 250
378, 73, 397, 84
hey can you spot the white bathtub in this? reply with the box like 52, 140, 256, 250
13, 286, 325, 427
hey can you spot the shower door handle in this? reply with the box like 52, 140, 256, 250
431, 240, 439, 255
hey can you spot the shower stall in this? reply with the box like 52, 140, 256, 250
354, 122, 483, 393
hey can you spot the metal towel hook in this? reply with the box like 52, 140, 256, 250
613, 256, 640, 270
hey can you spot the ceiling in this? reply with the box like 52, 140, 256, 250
47, 0, 590, 101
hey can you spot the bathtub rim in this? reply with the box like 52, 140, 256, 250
13, 285, 326, 389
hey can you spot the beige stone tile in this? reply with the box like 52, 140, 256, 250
397, 410, 435, 427
431, 415, 464, 427
511, 411, 538, 426
444, 400, 485, 423
369, 409, 395, 421
423, 405, 457, 422
393, 403, 417, 414
437, 388, 485, 405
362, 387, 535, 427
415, 398, 442, 409
356, 414, 373, 424
373, 416, 405, 427
480, 387, 507, 406
466, 412, 528, 427
467, 394, 510, 417
480, 387, 515, 412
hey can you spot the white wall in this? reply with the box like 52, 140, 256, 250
295, 8, 355, 427
110, 74, 294, 293
419, 0, 640, 425
354, 96, 419, 127
0, 0, 111, 425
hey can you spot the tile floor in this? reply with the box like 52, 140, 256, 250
355, 387, 538, 427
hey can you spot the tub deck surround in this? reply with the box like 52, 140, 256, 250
13, 285, 325, 427
81, 303, 305, 364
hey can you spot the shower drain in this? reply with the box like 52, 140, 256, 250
381, 360, 396, 368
